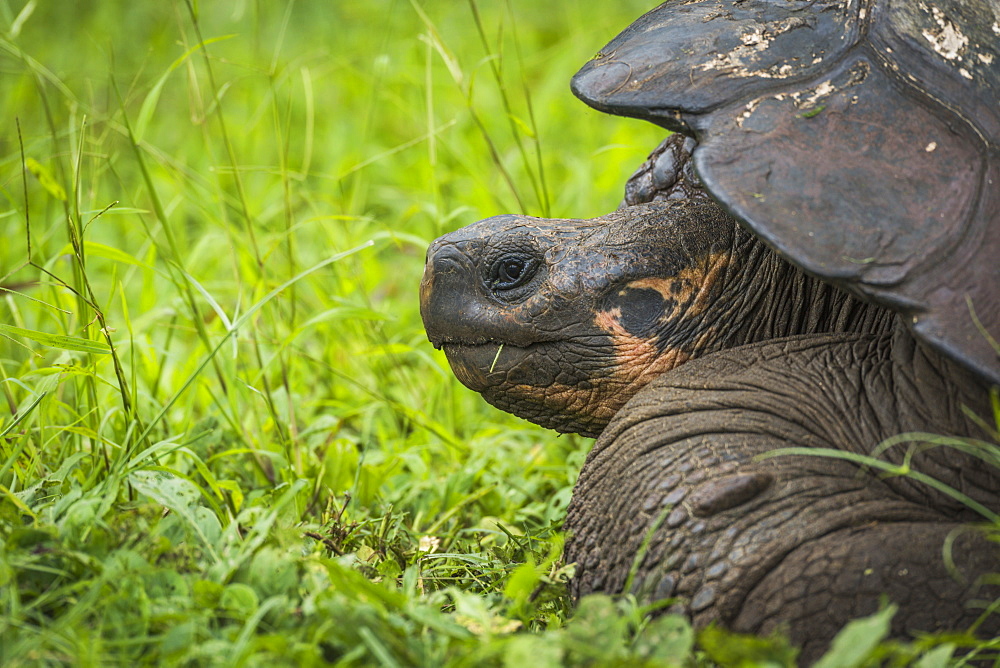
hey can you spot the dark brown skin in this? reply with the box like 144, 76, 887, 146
421, 202, 738, 437
420, 135, 1000, 661
565, 329, 999, 661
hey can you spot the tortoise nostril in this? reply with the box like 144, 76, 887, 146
428, 245, 472, 276
433, 255, 461, 273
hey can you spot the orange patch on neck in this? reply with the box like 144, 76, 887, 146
500, 252, 731, 436
578, 251, 732, 424
626, 251, 730, 316
584, 306, 690, 428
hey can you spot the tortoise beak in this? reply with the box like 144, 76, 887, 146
420, 240, 539, 394
420, 240, 487, 348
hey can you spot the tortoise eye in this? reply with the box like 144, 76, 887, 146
491, 256, 535, 291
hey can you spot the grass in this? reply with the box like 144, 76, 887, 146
0, 1, 997, 665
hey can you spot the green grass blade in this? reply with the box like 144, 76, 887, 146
759, 446, 1000, 523
0, 324, 110, 354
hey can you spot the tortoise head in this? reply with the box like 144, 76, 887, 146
419, 201, 736, 437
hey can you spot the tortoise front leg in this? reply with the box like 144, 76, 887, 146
564, 333, 998, 662
735, 522, 996, 660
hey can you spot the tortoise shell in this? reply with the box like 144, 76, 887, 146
572, 0, 1000, 385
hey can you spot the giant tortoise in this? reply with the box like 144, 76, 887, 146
419, 0, 1000, 660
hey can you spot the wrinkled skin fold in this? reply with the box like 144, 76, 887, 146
564, 330, 999, 661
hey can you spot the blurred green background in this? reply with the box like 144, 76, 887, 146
0, 1, 688, 664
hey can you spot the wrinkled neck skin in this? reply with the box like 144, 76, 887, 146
708, 224, 893, 351
420, 200, 897, 437
739, 231, 996, 453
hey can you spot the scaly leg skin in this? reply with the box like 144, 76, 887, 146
736, 522, 996, 660
622, 134, 711, 207
564, 332, 999, 663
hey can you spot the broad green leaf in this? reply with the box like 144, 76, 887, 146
193, 580, 224, 609
0, 324, 110, 354
321, 557, 406, 611
220, 583, 260, 620
503, 558, 540, 610
914, 643, 955, 668
813, 605, 897, 668
129, 469, 220, 562
637, 614, 694, 663
160, 621, 198, 658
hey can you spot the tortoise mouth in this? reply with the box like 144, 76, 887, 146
442, 338, 621, 438
441, 340, 536, 392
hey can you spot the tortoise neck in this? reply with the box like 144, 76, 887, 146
711, 228, 896, 349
